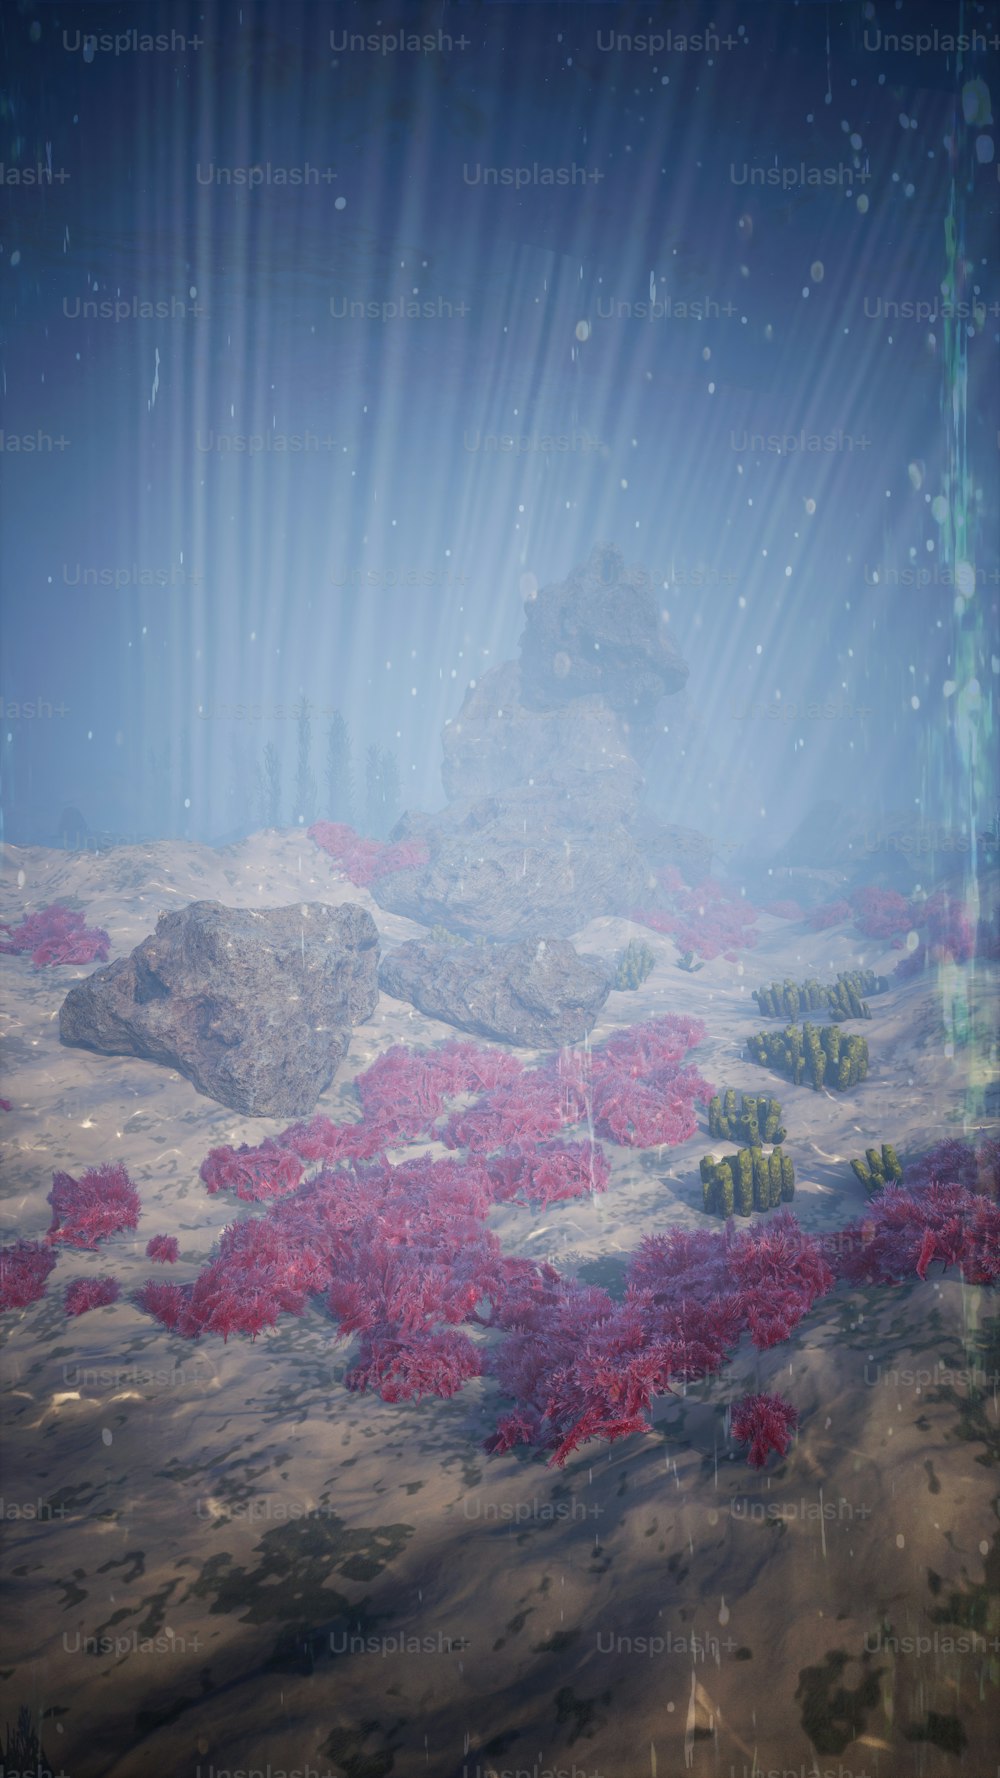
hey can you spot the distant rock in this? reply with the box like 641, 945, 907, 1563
378, 934, 611, 1048
519, 542, 688, 757
441, 659, 643, 822
59, 899, 379, 1116
372, 792, 655, 939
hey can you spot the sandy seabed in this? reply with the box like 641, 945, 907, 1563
0, 832, 997, 1778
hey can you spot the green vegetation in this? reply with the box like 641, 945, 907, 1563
753, 970, 887, 1022
612, 938, 656, 991
700, 1145, 794, 1217
746, 1022, 868, 1091
850, 1143, 904, 1195
708, 1091, 786, 1146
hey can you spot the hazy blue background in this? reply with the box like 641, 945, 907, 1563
1, 0, 996, 859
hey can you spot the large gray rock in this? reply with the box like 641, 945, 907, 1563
519, 542, 688, 758
378, 935, 611, 1048
59, 899, 379, 1116
441, 660, 643, 821
372, 793, 655, 939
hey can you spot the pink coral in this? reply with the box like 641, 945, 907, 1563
64, 1276, 121, 1316
0, 1240, 56, 1311
631, 876, 759, 962
834, 1183, 1000, 1287
200, 1138, 305, 1202
0, 903, 110, 967
730, 1392, 798, 1468
145, 1234, 180, 1263
307, 821, 429, 886
45, 1163, 141, 1249
905, 1137, 999, 1200
849, 886, 913, 941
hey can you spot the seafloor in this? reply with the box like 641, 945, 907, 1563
1, 833, 997, 1778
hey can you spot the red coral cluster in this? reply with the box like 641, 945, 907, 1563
145, 1234, 179, 1263
730, 1392, 798, 1468
631, 875, 760, 961
45, 1163, 141, 1249
64, 1276, 121, 1316
0, 904, 110, 967
0, 1240, 57, 1311
307, 821, 429, 887
201, 1138, 305, 1202
849, 885, 912, 941
833, 1183, 1000, 1287
487, 1214, 832, 1466
905, 1137, 1000, 1200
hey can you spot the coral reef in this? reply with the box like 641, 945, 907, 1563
0, 903, 110, 968
64, 1276, 121, 1315
612, 938, 656, 992
200, 1139, 305, 1202
746, 1023, 868, 1091
903, 1136, 999, 1200
833, 1184, 1000, 1287
632, 871, 760, 962
730, 1392, 798, 1468
708, 1091, 786, 1146
849, 1144, 904, 1196
307, 820, 428, 886
45, 1163, 141, 1249
0, 1240, 57, 1312
145, 1235, 179, 1263
753, 971, 886, 1021
700, 1146, 794, 1217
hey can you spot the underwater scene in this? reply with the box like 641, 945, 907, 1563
0, 2, 998, 1775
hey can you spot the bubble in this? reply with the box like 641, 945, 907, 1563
575, 320, 590, 341
805, 498, 816, 514
102, 1428, 113, 1447
910, 695, 920, 710
334, 196, 347, 210
895, 1533, 905, 1549
553, 651, 572, 680
975, 135, 994, 163
904, 930, 920, 953
857, 195, 869, 214
810, 261, 824, 282
907, 461, 923, 490
931, 495, 949, 524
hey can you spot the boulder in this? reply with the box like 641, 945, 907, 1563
378, 935, 611, 1048
59, 899, 379, 1116
441, 660, 642, 821
372, 793, 655, 939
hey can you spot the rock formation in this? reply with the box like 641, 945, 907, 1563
372, 545, 708, 938
378, 934, 611, 1048
59, 900, 379, 1116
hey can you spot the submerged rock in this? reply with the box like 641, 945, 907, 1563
378, 933, 611, 1048
58, 899, 379, 1116
372, 793, 655, 939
